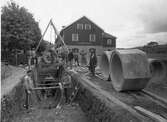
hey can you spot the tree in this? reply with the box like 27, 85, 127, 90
1, 1, 42, 52
147, 41, 159, 47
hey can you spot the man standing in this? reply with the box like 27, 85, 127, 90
73, 51, 80, 66
68, 49, 74, 69
89, 50, 97, 76
23, 70, 34, 110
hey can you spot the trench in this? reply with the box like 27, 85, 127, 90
1, 73, 88, 122
1, 67, 142, 122
1, 65, 167, 122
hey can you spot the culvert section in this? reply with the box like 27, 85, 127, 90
99, 51, 114, 79
149, 59, 167, 82
110, 49, 151, 91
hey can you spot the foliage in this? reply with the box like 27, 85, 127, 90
1, 1, 42, 52
147, 41, 159, 46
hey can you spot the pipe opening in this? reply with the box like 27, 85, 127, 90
150, 61, 166, 81
111, 53, 124, 89
100, 53, 110, 77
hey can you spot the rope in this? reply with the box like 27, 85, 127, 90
35, 19, 68, 53
35, 20, 52, 52
50, 20, 69, 53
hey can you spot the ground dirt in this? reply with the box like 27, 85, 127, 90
12, 101, 88, 122
146, 78, 167, 100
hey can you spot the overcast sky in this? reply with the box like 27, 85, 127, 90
1, 0, 167, 48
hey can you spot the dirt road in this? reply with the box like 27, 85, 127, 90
1, 65, 26, 97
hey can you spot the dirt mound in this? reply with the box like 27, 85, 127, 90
1, 63, 12, 81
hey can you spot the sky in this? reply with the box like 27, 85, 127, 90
1, 0, 167, 48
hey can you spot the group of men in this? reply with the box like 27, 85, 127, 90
23, 47, 98, 110
68, 49, 98, 76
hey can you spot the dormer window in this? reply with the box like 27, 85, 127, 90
77, 24, 83, 30
85, 24, 91, 30
107, 39, 112, 45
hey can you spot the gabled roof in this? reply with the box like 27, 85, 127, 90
102, 32, 116, 39
61, 16, 104, 32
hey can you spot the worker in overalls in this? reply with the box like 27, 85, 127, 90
23, 69, 34, 109
68, 49, 74, 69
73, 51, 80, 67
89, 50, 97, 76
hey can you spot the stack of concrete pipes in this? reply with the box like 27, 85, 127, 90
99, 49, 167, 92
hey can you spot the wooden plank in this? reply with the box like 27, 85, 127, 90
37, 83, 59, 86
43, 79, 59, 82
143, 90, 167, 105
33, 85, 71, 90
32, 86, 60, 90
134, 106, 167, 122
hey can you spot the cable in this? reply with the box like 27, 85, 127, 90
50, 25, 52, 45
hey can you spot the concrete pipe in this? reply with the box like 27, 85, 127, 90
149, 59, 167, 82
99, 51, 114, 79
110, 49, 151, 91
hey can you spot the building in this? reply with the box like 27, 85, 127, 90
57, 16, 116, 63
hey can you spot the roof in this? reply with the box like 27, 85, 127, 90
102, 32, 116, 39
61, 16, 104, 32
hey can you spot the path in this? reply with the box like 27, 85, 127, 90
1, 65, 26, 97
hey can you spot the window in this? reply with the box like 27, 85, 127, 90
89, 34, 96, 42
72, 34, 79, 41
107, 39, 112, 45
85, 24, 91, 30
77, 24, 83, 30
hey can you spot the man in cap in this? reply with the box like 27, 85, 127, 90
23, 69, 34, 109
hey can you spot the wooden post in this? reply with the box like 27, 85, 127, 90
15, 49, 18, 66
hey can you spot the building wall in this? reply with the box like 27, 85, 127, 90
61, 17, 103, 46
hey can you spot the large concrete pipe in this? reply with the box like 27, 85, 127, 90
148, 59, 167, 82
110, 49, 151, 91
99, 51, 114, 79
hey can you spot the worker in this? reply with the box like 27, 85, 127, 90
23, 69, 34, 110
68, 49, 74, 69
73, 51, 80, 66
89, 50, 97, 76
